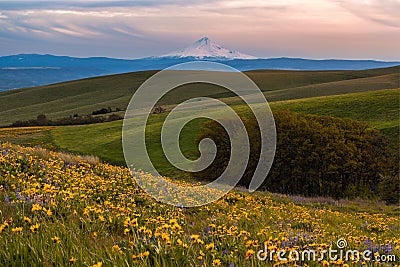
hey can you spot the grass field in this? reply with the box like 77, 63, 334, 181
0, 88, 398, 177
271, 88, 400, 145
52, 89, 400, 176
0, 66, 398, 126
1, 143, 399, 266
0, 67, 399, 266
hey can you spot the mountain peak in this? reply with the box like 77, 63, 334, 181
159, 37, 257, 59
196, 37, 210, 44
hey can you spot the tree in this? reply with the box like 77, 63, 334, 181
192, 109, 389, 199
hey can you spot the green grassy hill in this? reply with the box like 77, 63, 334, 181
271, 88, 400, 144
56, 88, 400, 171
0, 66, 398, 126
2, 89, 395, 177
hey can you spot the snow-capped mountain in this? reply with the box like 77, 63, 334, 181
159, 37, 257, 59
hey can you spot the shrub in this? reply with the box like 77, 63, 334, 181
92, 108, 110, 115
10, 114, 122, 127
192, 109, 389, 199
379, 152, 400, 204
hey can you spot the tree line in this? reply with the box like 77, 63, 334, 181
192, 109, 398, 203
11, 113, 122, 127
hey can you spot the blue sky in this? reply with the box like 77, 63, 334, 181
0, 0, 399, 60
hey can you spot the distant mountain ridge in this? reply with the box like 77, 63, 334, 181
0, 37, 399, 91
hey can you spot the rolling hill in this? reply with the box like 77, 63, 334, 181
1, 89, 397, 177
0, 66, 398, 126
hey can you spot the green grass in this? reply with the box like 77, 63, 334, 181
9, 89, 389, 177
1, 67, 399, 266
271, 89, 399, 125
1, 89, 397, 174
270, 88, 400, 144
50, 113, 207, 178
0, 66, 398, 126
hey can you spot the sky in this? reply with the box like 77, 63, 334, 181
0, 0, 399, 60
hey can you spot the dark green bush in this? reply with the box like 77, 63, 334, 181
379, 152, 399, 204
11, 113, 122, 127
192, 109, 389, 199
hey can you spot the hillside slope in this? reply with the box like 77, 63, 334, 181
0, 66, 398, 126
45, 89, 399, 171
1, 143, 398, 266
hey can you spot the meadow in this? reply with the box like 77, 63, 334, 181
0, 66, 398, 126
1, 143, 399, 266
1, 88, 395, 177
0, 67, 398, 266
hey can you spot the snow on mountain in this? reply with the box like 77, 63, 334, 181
159, 37, 257, 59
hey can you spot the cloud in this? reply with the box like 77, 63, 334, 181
0, 0, 213, 10
0, 0, 399, 59
337, 0, 400, 28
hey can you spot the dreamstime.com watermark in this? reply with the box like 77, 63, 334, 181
257, 238, 397, 263
122, 61, 276, 207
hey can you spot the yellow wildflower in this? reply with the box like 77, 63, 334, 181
246, 249, 255, 259
31, 204, 42, 212
11, 227, 23, 233
30, 223, 40, 233
51, 236, 61, 244
205, 243, 215, 251
212, 259, 222, 266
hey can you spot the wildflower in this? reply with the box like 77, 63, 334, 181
191, 234, 204, 244
23, 216, 31, 223
191, 234, 200, 240
132, 251, 149, 259
246, 240, 258, 247
246, 249, 255, 259
5, 217, 12, 225
30, 223, 40, 233
51, 236, 61, 244
212, 259, 222, 266
12, 227, 23, 233
90, 262, 102, 267
322, 260, 329, 266
92, 232, 98, 238
69, 257, 77, 263
112, 245, 123, 254
44, 208, 53, 216
161, 232, 170, 243
142, 251, 150, 257
31, 204, 42, 212
124, 218, 130, 228
205, 243, 215, 251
